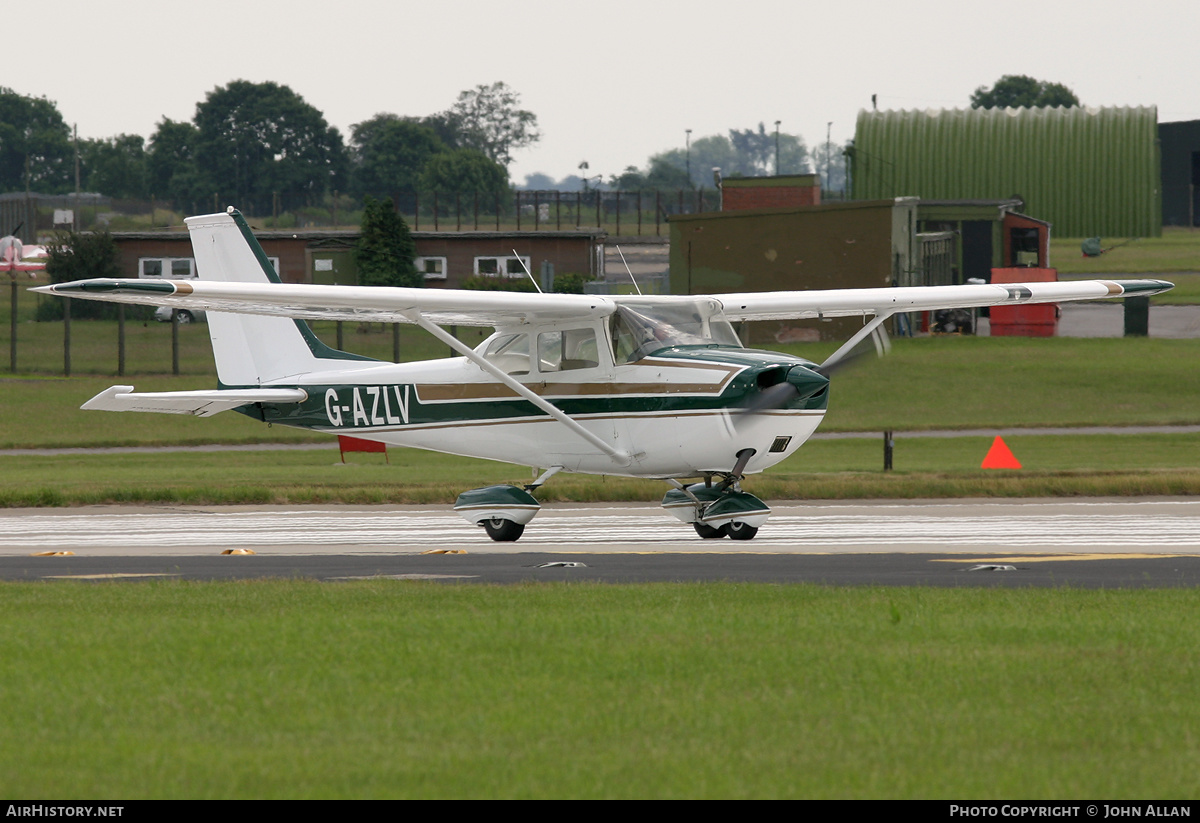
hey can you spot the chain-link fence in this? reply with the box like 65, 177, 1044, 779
7, 189, 726, 238
4, 276, 495, 377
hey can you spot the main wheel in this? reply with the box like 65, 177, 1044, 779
693, 522, 728, 539
725, 521, 759, 541
482, 518, 525, 542
175, 310, 194, 324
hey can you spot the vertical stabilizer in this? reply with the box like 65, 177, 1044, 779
185, 209, 373, 385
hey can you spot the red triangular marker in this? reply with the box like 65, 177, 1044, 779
981, 436, 1022, 469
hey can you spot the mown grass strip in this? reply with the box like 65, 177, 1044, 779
2, 581, 1197, 799
1, 433, 1199, 507
1052, 227, 1200, 277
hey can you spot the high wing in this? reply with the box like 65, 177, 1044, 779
34, 275, 616, 328
715, 279, 1173, 322
34, 274, 1172, 326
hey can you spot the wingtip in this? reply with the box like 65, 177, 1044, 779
1113, 279, 1175, 296
30, 279, 178, 296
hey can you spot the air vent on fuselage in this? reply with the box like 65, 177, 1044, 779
756, 366, 788, 389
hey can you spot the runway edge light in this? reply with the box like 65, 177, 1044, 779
981, 436, 1022, 470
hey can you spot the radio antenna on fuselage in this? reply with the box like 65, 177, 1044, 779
616, 245, 642, 295
512, 249, 543, 293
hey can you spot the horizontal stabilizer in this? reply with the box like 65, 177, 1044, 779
82, 385, 307, 417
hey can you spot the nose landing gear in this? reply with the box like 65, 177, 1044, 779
662, 449, 770, 540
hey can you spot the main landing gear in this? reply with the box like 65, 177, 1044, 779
661, 449, 771, 541
453, 467, 561, 542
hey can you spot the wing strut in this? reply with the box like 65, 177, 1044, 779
817, 311, 894, 374
403, 310, 633, 466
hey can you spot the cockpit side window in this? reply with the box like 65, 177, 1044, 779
482, 333, 530, 375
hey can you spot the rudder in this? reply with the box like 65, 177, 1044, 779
186, 209, 373, 386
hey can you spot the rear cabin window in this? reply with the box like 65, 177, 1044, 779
538, 328, 599, 372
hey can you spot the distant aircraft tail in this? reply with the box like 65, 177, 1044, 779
186, 209, 375, 386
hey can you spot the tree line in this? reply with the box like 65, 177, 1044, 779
0, 80, 535, 216
1, 73, 1078, 216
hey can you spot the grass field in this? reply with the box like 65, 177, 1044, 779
3, 432, 1200, 507
2, 581, 1197, 799
1052, 227, 1200, 276
2, 334, 1197, 504
6, 242, 1199, 801
3, 336, 1197, 448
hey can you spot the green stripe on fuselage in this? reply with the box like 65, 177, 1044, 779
233, 346, 828, 432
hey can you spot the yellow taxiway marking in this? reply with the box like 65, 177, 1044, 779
932, 554, 1199, 564
327, 574, 480, 580
43, 573, 181, 580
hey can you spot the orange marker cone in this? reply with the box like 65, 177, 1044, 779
981, 436, 1022, 469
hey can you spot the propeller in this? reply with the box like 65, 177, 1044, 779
813, 322, 891, 377
736, 316, 892, 421
738, 379, 804, 415
735, 364, 827, 420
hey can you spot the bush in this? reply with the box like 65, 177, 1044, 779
356, 196, 420, 288
38, 230, 123, 321
551, 272, 592, 294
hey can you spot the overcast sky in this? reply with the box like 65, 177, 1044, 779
12, 0, 1199, 186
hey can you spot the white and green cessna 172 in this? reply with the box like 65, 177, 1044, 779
36, 209, 1172, 542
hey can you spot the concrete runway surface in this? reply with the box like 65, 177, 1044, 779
2, 499, 1199, 587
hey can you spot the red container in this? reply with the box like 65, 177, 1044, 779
989, 267, 1058, 337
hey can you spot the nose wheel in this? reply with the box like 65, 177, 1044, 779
693, 522, 728, 539
725, 521, 759, 541
482, 518, 525, 542
692, 521, 760, 540
667, 449, 769, 540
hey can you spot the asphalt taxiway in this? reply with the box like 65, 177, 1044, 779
2, 499, 1198, 587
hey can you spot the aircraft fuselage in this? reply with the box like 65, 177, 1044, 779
241, 345, 828, 477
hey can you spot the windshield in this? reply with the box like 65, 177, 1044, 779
610, 300, 742, 363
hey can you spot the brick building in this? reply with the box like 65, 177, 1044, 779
110, 228, 606, 289
720, 174, 822, 211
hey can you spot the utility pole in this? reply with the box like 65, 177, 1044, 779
774, 120, 781, 175
685, 129, 693, 186
825, 122, 833, 192
74, 124, 80, 231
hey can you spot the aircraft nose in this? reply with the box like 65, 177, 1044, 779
785, 364, 829, 401
742, 364, 829, 415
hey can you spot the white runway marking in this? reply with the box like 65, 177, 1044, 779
1, 501, 1199, 555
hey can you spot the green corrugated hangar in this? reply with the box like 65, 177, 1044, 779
850, 106, 1161, 237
